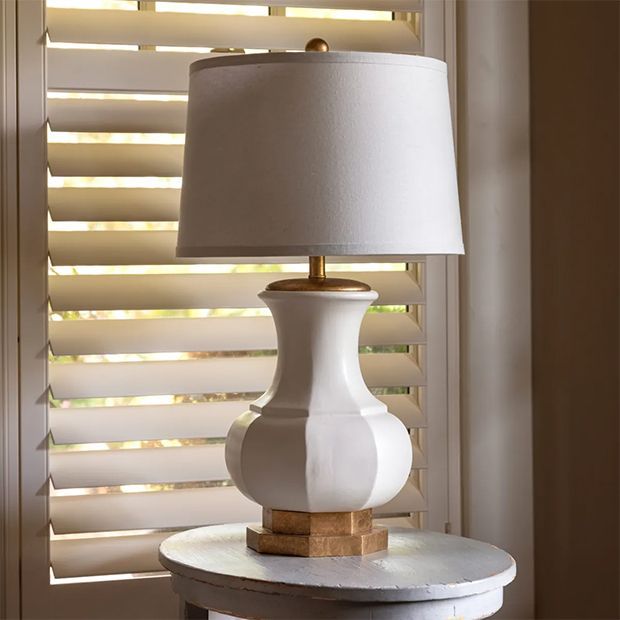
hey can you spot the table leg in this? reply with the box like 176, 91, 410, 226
180, 599, 209, 619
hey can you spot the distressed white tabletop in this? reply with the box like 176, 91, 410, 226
159, 524, 516, 620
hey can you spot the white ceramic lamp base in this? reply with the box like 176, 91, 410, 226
225, 289, 412, 554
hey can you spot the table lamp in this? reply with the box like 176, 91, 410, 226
177, 39, 463, 557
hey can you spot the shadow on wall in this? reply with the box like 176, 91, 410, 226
530, 1, 620, 619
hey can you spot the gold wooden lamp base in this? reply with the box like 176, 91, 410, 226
246, 508, 388, 557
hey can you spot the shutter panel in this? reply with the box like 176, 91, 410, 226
49, 313, 423, 355
158, 1, 421, 9
50, 395, 425, 445
48, 231, 425, 266
47, 0, 429, 581
49, 354, 423, 399
48, 271, 421, 310
47, 8, 420, 53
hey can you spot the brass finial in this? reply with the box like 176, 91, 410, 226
305, 38, 330, 52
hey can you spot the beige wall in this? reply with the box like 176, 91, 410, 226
530, 1, 619, 617
458, 1, 534, 617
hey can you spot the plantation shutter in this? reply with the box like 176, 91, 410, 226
46, 0, 433, 581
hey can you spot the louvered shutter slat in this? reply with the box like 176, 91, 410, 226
51, 401, 251, 444
376, 480, 425, 514
50, 480, 424, 536
47, 9, 420, 54
48, 48, 209, 93
140, 0, 421, 10
49, 272, 422, 311
375, 516, 417, 527
50, 442, 425, 490
48, 143, 184, 177
50, 444, 229, 489
48, 188, 180, 222
51, 532, 170, 579
49, 395, 424, 446
49, 313, 422, 355
49, 231, 423, 266
50, 231, 191, 266
51, 486, 262, 535
49, 353, 423, 400
50, 477, 425, 579
49, 232, 426, 267
378, 394, 425, 429
48, 98, 187, 134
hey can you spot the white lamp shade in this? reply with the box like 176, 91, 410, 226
177, 52, 463, 257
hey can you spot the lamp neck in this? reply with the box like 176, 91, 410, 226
266, 256, 371, 292
309, 256, 326, 280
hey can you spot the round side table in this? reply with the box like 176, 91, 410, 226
159, 524, 516, 620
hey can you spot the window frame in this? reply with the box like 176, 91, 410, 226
1, 1, 463, 616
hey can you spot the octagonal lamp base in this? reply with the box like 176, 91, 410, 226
246, 508, 388, 557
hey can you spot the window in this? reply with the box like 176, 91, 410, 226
16, 1, 460, 616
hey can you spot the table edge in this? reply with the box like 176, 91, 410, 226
159, 526, 517, 603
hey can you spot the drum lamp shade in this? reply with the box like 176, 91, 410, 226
177, 51, 463, 258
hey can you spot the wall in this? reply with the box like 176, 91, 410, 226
457, 1, 534, 618
530, 1, 620, 618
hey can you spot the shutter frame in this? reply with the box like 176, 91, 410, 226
45, 0, 438, 584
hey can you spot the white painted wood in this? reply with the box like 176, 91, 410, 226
48, 234, 423, 267
50, 483, 426, 536
179, 577, 503, 620
378, 478, 425, 514
48, 577, 177, 620
49, 395, 424, 445
48, 98, 187, 133
52, 531, 171, 579
52, 518, 422, 583
149, 0, 422, 10
49, 492, 425, 577
226, 290, 413, 512
443, 0, 462, 537
373, 516, 417, 527
47, 9, 420, 54
47, 48, 210, 93
9, 4, 181, 618
50, 231, 191, 266
48, 187, 181, 221
48, 143, 184, 177
48, 271, 422, 310
14, 1, 56, 616
0, 1, 21, 616
49, 353, 423, 399
159, 524, 516, 619
49, 313, 422, 354
15, 1, 459, 618
51, 486, 261, 534
49, 234, 427, 269
417, 0, 459, 536
49, 442, 424, 489
50, 443, 230, 488
50, 401, 254, 444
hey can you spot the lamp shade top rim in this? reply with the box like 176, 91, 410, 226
189, 51, 446, 75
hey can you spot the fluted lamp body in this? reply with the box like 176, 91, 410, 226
178, 51, 463, 556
